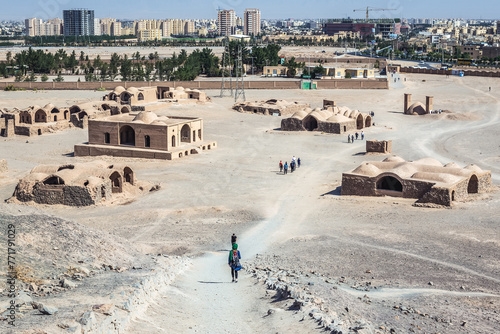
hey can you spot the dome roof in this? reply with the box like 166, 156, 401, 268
43, 103, 56, 110
127, 87, 139, 95
414, 157, 443, 167
113, 86, 126, 94
383, 156, 406, 163
176, 86, 185, 91
444, 162, 460, 168
352, 163, 380, 177
465, 164, 483, 173
411, 172, 461, 184
291, 110, 308, 119
407, 102, 427, 115
326, 114, 351, 123
132, 111, 158, 124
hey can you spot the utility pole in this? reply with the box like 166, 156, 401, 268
234, 44, 245, 102
220, 37, 233, 97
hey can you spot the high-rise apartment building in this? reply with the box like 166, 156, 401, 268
218, 9, 236, 36
63, 9, 95, 36
243, 8, 261, 36
25, 18, 63, 36
100, 18, 121, 36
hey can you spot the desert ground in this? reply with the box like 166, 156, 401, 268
0, 73, 499, 333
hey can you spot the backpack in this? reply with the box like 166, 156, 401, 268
231, 250, 241, 270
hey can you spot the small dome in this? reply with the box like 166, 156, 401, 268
113, 86, 126, 94
444, 162, 460, 168
133, 111, 158, 124
176, 86, 185, 91
464, 164, 483, 173
383, 156, 405, 163
407, 102, 426, 115
414, 158, 442, 167
127, 87, 139, 95
352, 163, 380, 177
44, 103, 55, 110
291, 110, 308, 119
326, 115, 351, 122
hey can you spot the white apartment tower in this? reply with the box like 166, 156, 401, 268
218, 9, 236, 36
244, 8, 261, 36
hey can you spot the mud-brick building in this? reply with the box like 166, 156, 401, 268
74, 111, 216, 160
11, 161, 135, 206
341, 156, 491, 206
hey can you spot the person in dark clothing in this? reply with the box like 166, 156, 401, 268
284, 162, 288, 175
228, 243, 241, 282
279, 160, 283, 173
355, 132, 359, 140
297, 158, 301, 168
231, 233, 237, 246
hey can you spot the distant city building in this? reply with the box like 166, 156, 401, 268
100, 18, 121, 36
25, 18, 63, 36
244, 8, 261, 36
94, 18, 101, 36
218, 9, 236, 36
323, 22, 375, 37
63, 9, 95, 36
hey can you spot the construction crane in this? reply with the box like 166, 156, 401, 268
353, 7, 395, 22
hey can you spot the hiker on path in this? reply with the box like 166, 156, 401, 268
231, 233, 237, 246
279, 160, 283, 173
297, 158, 301, 168
228, 243, 241, 283
284, 162, 288, 175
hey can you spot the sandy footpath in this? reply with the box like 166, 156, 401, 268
0, 73, 499, 333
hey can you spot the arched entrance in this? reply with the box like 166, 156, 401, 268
144, 135, 151, 148
64, 110, 69, 119
303, 116, 318, 131
109, 171, 122, 193
356, 114, 363, 129
181, 124, 191, 143
120, 125, 135, 146
467, 175, 478, 194
171, 135, 176, 148
138, 93, 144, 101
120, 92, 132, 105
43, 176, 65, 185
365, 115, 372, 127
35, 109, 47, 123
121, 106, 130, 114
124, 167, 134, 185
376, 176, 403, 192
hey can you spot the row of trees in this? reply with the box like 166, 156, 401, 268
1, 42, 283, 82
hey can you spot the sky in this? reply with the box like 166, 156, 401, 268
3, 0, 500, 21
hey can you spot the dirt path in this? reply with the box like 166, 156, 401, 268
129, 160, 329, 333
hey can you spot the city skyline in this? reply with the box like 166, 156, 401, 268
2, 0, 500, 21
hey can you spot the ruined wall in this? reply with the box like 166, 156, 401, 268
281, 118, 305, 131
341, 174, 376, 196
478, 173, 492, 193
366, 140, 392, 154
419, 186, 452, 206
400, 179, 435, 200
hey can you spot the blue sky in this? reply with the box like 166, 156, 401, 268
4, 0, 500, 21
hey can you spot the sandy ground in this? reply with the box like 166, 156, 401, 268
0, 73, 499, 333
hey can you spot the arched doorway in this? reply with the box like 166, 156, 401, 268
109, 172, 122, 193
69, 106, 81, 114
124, 167, 134, 185
181, 124, 191, 143
451, 190, 456, 201
120, 92, 132, 105
144, 135, 151, 148
467, 175, 478, 194
120, 125, 135, 146
121, 106, 130, 114
376, 176, 403, 192
365, 115, 372, 127
356, 114, 363, 129
43, 176, 65, 185
171, 135, 176, 148
138, 93, 144, 101
35, 109, 47, 123
64, 110, 69, 119
303, 116, 318, 131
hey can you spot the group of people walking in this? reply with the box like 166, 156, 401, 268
279, 156, 301, 175
347, 131, 364, 143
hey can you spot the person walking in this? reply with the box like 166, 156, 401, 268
355, 132, 359, 140
361, 131, 364, 140
351, 135, 355, 143
231, 233, 237, 246
284, 162, 288, 175
228, 243, 241, 283
279, 160, 283, 173
290, 161, 295, 173
297, 157, 301, 168
348, 135, 351, 143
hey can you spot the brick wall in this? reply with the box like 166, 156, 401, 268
0, 79, 389, 91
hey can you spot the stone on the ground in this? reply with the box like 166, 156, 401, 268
38, 304, 58, 315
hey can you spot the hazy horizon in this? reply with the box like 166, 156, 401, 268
1, 0, 499, 21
